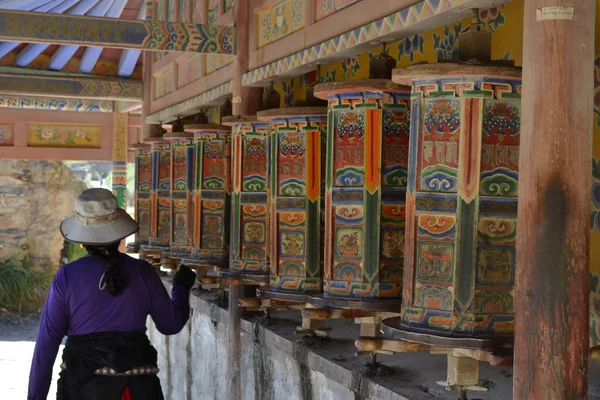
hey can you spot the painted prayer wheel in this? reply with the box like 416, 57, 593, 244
382, 64, 522, 349
164, 129, 195, 258
184, 124, 232, 267
127, 144, 152, 254
220, 116, 271, 282
257, 107, 328, 301
311, 80, 410, 309
145, 138, 172, 252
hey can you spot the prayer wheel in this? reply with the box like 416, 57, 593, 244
221, 116, 270, 282
257, 107, 328, 301
164, 125, 195, 258
145, 137, 172, 252
312, 80, 410, 310
127, 144, 152, 254
382, 64, 522, 349
183, 123, 232, 268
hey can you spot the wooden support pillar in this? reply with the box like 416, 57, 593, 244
228, 2, 258, 399
514, 1, 595, 398
231, 0, 261, 117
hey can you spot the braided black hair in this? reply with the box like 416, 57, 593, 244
85, 242, 127, 297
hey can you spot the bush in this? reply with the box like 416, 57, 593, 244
65, 242, 87, 263
0, 259, 53, 313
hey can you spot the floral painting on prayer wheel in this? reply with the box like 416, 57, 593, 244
165, 130, 195, 257
257, 108, 327, 296
187, 124, 232, 266
134, 146, 152, 249
392, 64, 522, 341
148, 140, 172, 249
225, 117, 270, 275
314, 81, 410, 302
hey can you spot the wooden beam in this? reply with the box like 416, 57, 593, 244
0, 10, 237, 56
0, 74, 142, 100
513, 0, 594, 398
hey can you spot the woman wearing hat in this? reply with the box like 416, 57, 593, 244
27, 188, 196, 400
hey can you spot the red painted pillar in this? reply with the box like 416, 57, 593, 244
231, 0, 261, 117
514, 1, 594, 398
228, 2, 261, 400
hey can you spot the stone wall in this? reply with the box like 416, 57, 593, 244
0, 160, 86, 271
147, 279, 530, 400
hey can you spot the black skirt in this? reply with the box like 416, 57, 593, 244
56, 331, 164, 400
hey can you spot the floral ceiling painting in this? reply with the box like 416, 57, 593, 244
0, 123, 14, 146
28, 123, 101, 148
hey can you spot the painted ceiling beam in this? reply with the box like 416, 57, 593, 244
0, 93, 114, 112
0, 73, 142, 101
16, 0, 102, 67
0, 10, 237, 55
0, 0, 71, 58
116, 1, 147, 78
80, 0, 129, 74
49, 0, 117, 71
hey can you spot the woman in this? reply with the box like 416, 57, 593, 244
27, 188, 196, 400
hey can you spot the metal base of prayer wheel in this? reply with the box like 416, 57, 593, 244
308, 296, 402, 312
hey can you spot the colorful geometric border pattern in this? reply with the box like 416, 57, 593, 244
146, 81, 232, 123
0, 95, 114, 112
143, 21, 236, 55
0, 10, 236, 56
0, 74, 142, 101
242, 0, 510, 86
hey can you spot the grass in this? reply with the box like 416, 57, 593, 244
0, 259, 53, 313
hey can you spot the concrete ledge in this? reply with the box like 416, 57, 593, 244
148, 278, 600, 400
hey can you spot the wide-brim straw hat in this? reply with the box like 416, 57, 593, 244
60, 188, 139, 246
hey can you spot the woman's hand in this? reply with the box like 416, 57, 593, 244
173, 266, 196, 291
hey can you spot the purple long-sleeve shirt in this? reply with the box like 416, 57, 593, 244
27, 255, 190, 400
